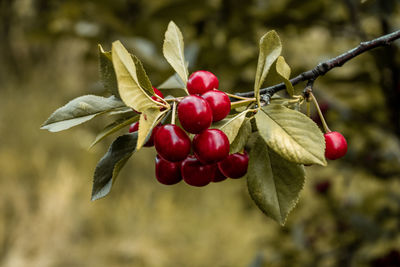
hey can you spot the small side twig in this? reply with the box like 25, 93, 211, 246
235, 29, 400, 99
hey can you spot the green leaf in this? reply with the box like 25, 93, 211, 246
254, 31, 282, 102
163, 21, 189, 86
137, 108, 167, 150
108, 107, 135, 116
41, 95, 125, 132
112, 41, 159, 112
247, 135, 305, 225
211, 110, 248, 143
230, 118, 252, 153
131, 55, 154, 96
157, 73, 186, 90
255, 104, 327, 166
92, 132, 138, 200
98, 45, 119, 98
90, 114, 140, 148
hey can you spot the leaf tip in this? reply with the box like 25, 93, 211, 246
91, 179, 113, 201
168, 20, 177, 27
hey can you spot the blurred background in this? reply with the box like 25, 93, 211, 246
1, 0, 400, 266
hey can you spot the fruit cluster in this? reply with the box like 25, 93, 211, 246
129, 71, 249, 186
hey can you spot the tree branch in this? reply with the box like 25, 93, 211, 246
236, 29, 400, 98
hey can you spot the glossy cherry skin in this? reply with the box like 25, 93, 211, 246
193, 129, 230, 164
187, 70, 219, 95
212, 166, 227, 182
154, 124, 191, 162
201, 90, 231, 122
128, 122, 161, 147
129, 122, 139, 133
178, 95, 213, 134
181, 155, 215, 187
324, 131, 347, 160
151, 87, 164, 101
155, 155, 182, 185
218, 152, 249, 179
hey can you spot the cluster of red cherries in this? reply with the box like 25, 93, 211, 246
129, 71, 249, 187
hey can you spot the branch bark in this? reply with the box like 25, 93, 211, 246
236, 29, 400, 98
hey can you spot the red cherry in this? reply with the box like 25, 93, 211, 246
218, 152, 249, 179
155, 155, 182, 185
128, 122, 160, 147
324, 131, 347, 160
178, 95, 213, 134
129, 122, 139, 133
201, 90, 231, 122
193, 129, 230, 164
314, 180, 331, 195
154, 124, 191, 162
212, 166, 227, 182
151, 87, 164, 102
181, 155, 215, 187
187, 70, 219, 95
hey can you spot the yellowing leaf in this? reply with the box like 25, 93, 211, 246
247, 135, 305, 225
211, 111, 248, 143
255, 104, 327, 166
112, 41, 158, 112
230, 118, 252, 153
254, 31, 282, 102
163, 21, 188, 86
137, 108, 167, 150
275, 56, 294, 96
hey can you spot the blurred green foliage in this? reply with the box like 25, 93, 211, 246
0, 0, 400, 266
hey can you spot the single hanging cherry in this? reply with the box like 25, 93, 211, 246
324, 131, 347, 160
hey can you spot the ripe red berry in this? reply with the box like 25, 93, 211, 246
187, 70, 219, 95
201, 90, 231, 122
218, 152, 249, 178
151, 87, 164, 102
178, 95, 213, 134
212, 166, 227, 182
324, 131, 347, 160
154, 124, 191, 162
155, 155, 182, 185
181, 155, 215, 187
128, 122, 161, 147
129, 122, 139, 133
314, 180, 331, 195
193, 129, 230, 164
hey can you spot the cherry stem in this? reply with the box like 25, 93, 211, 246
152, 94, 170, 109
171, 101, 177, 125
306, 102, 311, 117
230, 98, 256, 109
165, 97, 183, 102
310, 92, 331, 133
226, 92, 255, 101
